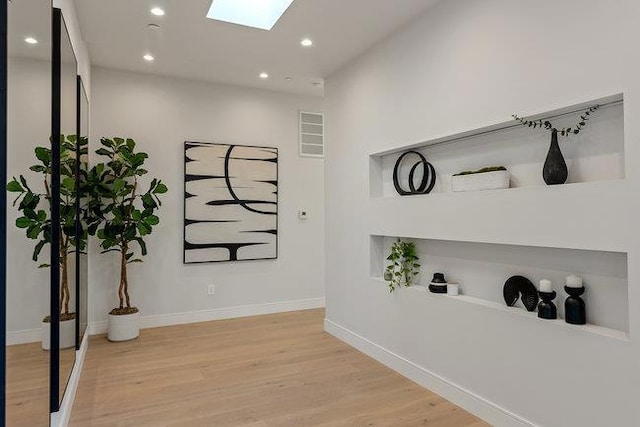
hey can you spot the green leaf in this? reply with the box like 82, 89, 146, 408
137, 222, 151, 236
7, 179, 23, 193
134, 237, 148, 256
33, 240, 47, 261
29, 165, 46, 173
95, 148, 111, 157
113, 178, 126, 193
16, 217, 31, 228
62, 177, 75, 191
35, 147, 50, 164
153, 183, 168, 194
144, 215, 159, 226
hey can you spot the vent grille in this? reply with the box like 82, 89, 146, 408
299, 111, 324, 158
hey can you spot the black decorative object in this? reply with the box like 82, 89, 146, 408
503, 276, 539, 312
537, 291, 557, 320
393, 151, 436, 196
428, 272, 448, 294
542, 129, 568, 185
512, 105, 600, 187
564, 286, 587, 325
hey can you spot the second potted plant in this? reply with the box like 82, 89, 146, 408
89, 137, 167, 341
384, 239, 420, 292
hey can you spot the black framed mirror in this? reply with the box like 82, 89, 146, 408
51, 6, 78, 410
76, 76, 88, 348
5, 0, 52, 425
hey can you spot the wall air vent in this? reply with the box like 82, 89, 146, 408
299, 111, 324, 158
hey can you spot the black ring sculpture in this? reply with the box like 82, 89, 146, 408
393, 151, 436, 196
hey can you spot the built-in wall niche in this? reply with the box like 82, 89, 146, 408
369, 94, 624, 198
370, 235, 628, 337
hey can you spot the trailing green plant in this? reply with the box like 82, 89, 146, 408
89, 137, 167, 315
7, 135, 88, 321
384, 239, 420, 292
512, 105, 600, 137
454, 166, 507, 176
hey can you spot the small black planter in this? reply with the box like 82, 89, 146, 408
543, 129, 568, 185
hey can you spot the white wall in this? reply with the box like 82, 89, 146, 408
89, 67, 325, 328
325, 1, 640, 426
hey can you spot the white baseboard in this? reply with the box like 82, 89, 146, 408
6, 327, 41, 346
90, 297, 326, 335
324, 319, 536, 427
50, 330, 89, 427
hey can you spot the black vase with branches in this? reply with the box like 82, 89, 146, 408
513, 105, 599, 185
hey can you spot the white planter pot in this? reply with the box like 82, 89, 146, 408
451, 170, 510, 192
41, 318, 76, 351
108, 311, 140, 342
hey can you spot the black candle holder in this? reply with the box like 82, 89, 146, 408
564, 286, 586, 325
537, 291, 557, 320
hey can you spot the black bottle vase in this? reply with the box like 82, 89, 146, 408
543, 129, 568, 185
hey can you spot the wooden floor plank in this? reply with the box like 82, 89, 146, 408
70, 309, 489, 427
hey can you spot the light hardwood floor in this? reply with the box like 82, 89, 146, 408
70, 309, 488, 427
6, 341, 75, 427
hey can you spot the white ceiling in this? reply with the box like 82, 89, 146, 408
75, 0, 440, 96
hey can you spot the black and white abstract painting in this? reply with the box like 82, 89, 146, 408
184, 142, 278, 263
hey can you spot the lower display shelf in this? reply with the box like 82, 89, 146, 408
371, 278, 629, 342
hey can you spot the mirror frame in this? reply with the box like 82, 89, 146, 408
0, 0, 8, 420
51, 6, 79, 412
50, 6, 62, 412
75, 76, 88, 350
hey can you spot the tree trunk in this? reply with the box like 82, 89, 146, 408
120, 243, 131, 309
60, 249, 69, 315
118, 248, 125, 309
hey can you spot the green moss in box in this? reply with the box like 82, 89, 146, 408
453, 166, 507, 177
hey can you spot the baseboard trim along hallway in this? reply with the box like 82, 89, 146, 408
324, 318, 536, 427
89, 297, 326, 335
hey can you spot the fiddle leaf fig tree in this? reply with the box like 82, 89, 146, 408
6, 135, 87, 321
90, 137, 167, 315
384, 239, 420, 292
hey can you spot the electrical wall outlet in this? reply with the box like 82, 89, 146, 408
207, 284, 215, 295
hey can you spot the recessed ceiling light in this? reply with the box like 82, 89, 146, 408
259, 72, 269, 79
300, 38, 313, 47
143, 54, 155, 61
207, 0, 294, 31
24, 37, 38, 45
151, 7, 165, 16
147, 23, 161, 30
284, 77, 293, 81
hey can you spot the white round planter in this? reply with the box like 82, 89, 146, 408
41, 317, 76, 351
108, 311, 140, 342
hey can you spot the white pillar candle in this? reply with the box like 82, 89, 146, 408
447, 283, 459, 296
566, 274, 583, 288
539, 279, 552, 293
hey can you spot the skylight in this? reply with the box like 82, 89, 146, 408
206, 0, 295, 31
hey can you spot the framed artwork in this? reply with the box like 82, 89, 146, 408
184, 141, 278, 263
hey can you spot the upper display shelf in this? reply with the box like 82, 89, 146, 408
369, 93, 625, 198
369, 93, 623, 157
